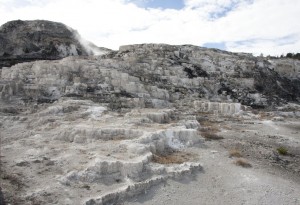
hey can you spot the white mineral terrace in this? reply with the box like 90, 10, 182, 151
0, 99, 205, 204
194, 101, 242, 115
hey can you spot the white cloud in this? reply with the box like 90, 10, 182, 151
0, 0, 299, 56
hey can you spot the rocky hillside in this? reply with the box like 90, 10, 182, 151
1, 21, 300, 205
0, 20, 110, 69
1, 43, 299, 109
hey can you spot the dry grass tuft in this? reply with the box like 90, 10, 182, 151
199, 121, 221, 133
81, 184, 91, 190
198, 120, 223, 141
229, 149, 242, 158
234, 158, 252, 168
201, 132, 224, 140
110, 136, 127, 141
258, 112, 272, 120
152, 152, 193, 164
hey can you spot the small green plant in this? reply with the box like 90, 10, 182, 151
277, 147, 288, 155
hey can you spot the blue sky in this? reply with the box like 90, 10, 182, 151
135, 0, 185, 10
0, 0, 299, 56
147, 0, 184, 10
203, 42, 226, 50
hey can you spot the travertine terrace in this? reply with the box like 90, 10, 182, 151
0, 20, 300, 205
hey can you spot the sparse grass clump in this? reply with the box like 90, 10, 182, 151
152, 152, 193, 164
199, 121, 221, 133
81, 184, 90, 190
258, 112, 272, 120
201, 132, 224, 141
234, 158, 252, 168
277, 146, 288, 155
198, 120, 223, 141
229, 149, 242, 158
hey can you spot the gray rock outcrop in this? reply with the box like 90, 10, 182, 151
1, 43, 299, 109
0, 20, 110, 69
0, 21, 299, 109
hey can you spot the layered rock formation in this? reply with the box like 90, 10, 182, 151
0, 20, 110, 69
1, 43, 299, 109
1, 20, 300, 205
0, 98, 203, 204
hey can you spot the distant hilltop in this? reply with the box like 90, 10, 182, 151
0, 20, 111, 69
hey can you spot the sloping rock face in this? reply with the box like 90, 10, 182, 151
1, 28, 300, 203
1, 44, 299, 109
0, 20, 106, 69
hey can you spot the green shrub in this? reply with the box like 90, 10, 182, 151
277, 147, 288, 155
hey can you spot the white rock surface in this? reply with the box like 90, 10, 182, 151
1, 43, 300, 205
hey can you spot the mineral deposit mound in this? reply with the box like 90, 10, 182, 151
0, 20, 300, 205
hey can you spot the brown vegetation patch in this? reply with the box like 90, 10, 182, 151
258, 112, 272, 120
221, 125, 232, 130
229, 149, 242, 158
201, 132, 224, 141
199, 120, 221, 133
234, 158, 252, 168
109, 135, 127, 141
152, 151, 194, 164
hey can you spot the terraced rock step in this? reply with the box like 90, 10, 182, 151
1, 43, 299, 109
0, 99, 205, 204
